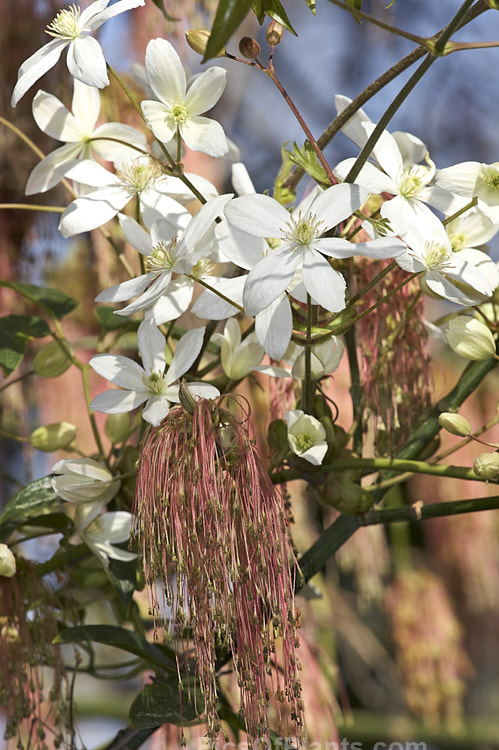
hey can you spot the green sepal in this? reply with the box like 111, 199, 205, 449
273, 141, 297, 206
0, 314, 51, 376
204, 0, 252, 60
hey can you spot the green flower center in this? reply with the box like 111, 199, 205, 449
116, 160, 161, 194
423, 240, 452, 269
283, 211, 325, 247
398, 164, 431, 199
448, 231, 466, 253
46, 4, 81, 39
143, 371, 169, 396
146, 238, 179, 272
190, 257, 214, 279
171, 103, 188, 123
296, 433, 314, 452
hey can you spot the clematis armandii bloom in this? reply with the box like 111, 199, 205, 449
27, 80, 146, 195
89, 319, 219, 426
141, 38, 229, 157
11, 0, 145, 107
224, 183, 407, 317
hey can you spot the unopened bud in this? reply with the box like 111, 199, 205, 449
266, 20, 284, 46
105, 413, 130, 444
321, 477, 372, 515
33, 340, 72, 378
179, 380, 196, 415
445, 316, 496, 360
473, 452, 499, 479
239, 36, 261, 60
268, 419, 289, 452
438, 412, 471, 437
30, 422, 77, 452
185, 29, 225, 57
0, 544, 16, 578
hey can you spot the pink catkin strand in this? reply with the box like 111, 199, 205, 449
134, 399, 305, 744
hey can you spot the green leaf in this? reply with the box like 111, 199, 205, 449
105, 555, 137, 601
273, 141, 297, 206
251, 0, 265, 23
286, 141, 330, 186
95, 307, 134, 333
345, 0, 363, 22
0, 280, 77, 320
261, 0, 297, 34
0, 476, 61, 542
204, 0, 252, 60
0, 314, 51, 376
303, 0, 316, 13
130, 678, 204, 728
54, 624, 178, 674
150, 0, 180, 21
103, 727, 159, 750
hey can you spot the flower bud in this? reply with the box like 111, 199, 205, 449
321, 476, 372, 516
179, 380, 197, 415
239, 37, 261, 60
266, 20, 284, 46
438, 412, 471, 437
473, 452, 499, 479
30, 422, 77, 452
445, 316, 496, 360
185, 29, 225, 57
51, 457, 120, 504
33, 340, 72, 378
105, 413, 130, 444
0, 544, 16, 578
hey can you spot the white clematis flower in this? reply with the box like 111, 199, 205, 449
27, 80, 146, 195
141, 38, 229, 158
51, 457, 120, 504
254, 337, 344, 380
89, 318, 219, 426
67, 501, 137, 567
334, 105, 464, 231
224, 184, 406, 317
436, 161, 499, 223
394, 204, 493, 306
57, 156, 188, 236
96, 194, 232, 316
11, 0, 145, 107
211, 318, 264, 380
285, 410, 328, 466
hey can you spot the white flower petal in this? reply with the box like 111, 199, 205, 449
436, 162, 481, 197
148, 277, 194, 324
26, 143, 82, 195
231, 162, 256, 196
185, 383, 220, 400
67, 36, 109, 88
185, 66, 227, 115
12, 39, 67, 107
72, 79, 101, 133
302, 251, 346, 313
191, 276, 245, 320
225, 193, 289, 238
90, 353, 145, 389
118, 214, 153, 255
138, 318, 166, 375
142, 395, 170, 426
308, 183, 368, 229
166, 327, 206, 384
215, 218, 266, 270
95, 272, 156, 303
177, 194, 232, 255
181, 116, 228, 157
334, 94, 371, 150
144, 38, 186, 104
32, 90, 80, 141
90, 388, 149, 414
334, 158, 397, 194
91, 123, 147, 161
141, 100, 177, 144
360, 121, 403, 180
57, 158, 117, 186
59, 187, 129, 236
117, 272, 172, 315
255, 294, 293, 361
84, 0, 145, 28
243, 247, 300, 316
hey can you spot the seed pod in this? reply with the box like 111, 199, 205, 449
33, 340, 72, 378
239, 36, 261, 60
185, 28, 226, 57
266, 20, 284, 46
30, 422, 77, 452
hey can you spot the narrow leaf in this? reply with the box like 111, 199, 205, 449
286, 141, 329, 186
54, 624, 178, 674
130, 679, 204, 728
273, 141, 297, 206
263, 0, 297, 35
150, 0, 180, 21
204, 0, 252, 61
0, 280, 77, 320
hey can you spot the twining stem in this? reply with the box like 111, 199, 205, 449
443, 196, 478, 225
261, 64, 336, 185
302, 294, 314, 414
344, 317, 363, 456
325, 0, 428, 46
0, 204, 64, 213
81, 365, 106, 463
107, 63, 144, 121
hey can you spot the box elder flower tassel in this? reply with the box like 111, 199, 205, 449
134, 396, 305, 744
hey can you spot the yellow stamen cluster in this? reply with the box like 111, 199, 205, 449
46, 4, 81, 39
282, 211, 325, 247
143, 371, 169, 395
116, 160, 161, 194
145, 239, 179, 272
